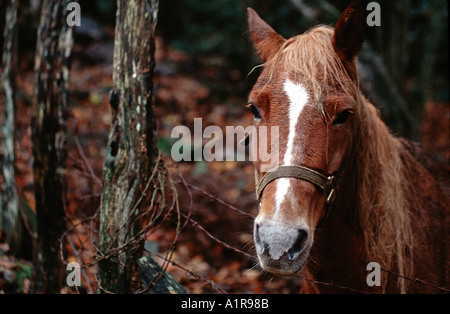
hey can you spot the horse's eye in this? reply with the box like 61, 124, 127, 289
247, 102, 262, 121
332, 109, 352, 125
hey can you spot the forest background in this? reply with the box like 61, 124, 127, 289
0, 0, 448, 293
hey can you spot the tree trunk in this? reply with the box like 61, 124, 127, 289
1, 0, 21, 256
97, 0, 164, 293
31, 0, 74, 294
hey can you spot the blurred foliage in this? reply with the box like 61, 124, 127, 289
20, 198, 36, 234
0, 256, 32, 293
158, 0, 346, 67
158, 0, 317, 69
13, 262, 32, 293
78, 0, 116, 24
11, 0, 447, 109
158, 0, 447, 88
159, 0, 248, 66
157, 0, 448, 136
7, 0, 449, 129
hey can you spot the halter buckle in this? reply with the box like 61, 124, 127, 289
325, 175, 336, 205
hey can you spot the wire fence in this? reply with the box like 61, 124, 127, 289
60, 138, 450, 294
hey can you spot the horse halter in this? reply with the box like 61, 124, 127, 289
255, 165, 338, 225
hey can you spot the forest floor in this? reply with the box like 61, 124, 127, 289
0, 27, 448, 294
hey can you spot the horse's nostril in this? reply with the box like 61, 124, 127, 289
254, 223, 266, 253
287, 229, 308, 260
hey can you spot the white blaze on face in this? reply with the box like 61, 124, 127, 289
274, 79, 310, 216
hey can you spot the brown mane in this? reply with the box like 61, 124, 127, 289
264, 26, 356, 107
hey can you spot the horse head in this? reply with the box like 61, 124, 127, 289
247, 1, 365, 275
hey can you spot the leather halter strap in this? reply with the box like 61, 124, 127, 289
255, 165, 337, 206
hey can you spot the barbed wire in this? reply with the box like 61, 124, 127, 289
314, 242, 450, 293
165, 159, 450, 293
61, 137, 449, 294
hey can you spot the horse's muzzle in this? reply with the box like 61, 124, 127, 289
254, 220, 311, 275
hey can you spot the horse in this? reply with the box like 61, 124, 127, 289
246, 0, 449, 293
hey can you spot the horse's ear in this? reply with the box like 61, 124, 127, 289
247, 7, 286, 63
332, 0, 366, 80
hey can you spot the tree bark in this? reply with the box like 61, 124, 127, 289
31, 0, 73, 293
1, 0, 21, 256
97, 0, 163, 293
